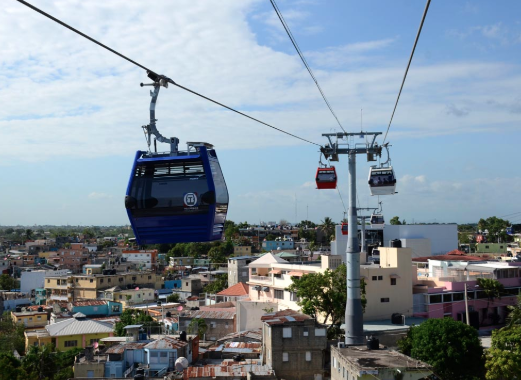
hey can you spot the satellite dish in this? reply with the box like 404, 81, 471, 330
175, 357, 189, 371
135, 287, 139, 290
177, 306, 183, 311
93, 342, 99, 349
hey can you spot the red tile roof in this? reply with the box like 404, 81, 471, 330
71, 300, 108, 307
412, 255, 488, 263
216, 282, 249, 297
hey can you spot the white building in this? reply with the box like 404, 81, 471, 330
20, 269, 71, 294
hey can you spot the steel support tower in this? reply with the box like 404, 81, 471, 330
321, 132, 382, 345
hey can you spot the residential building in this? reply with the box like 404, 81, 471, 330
181, 277, 203, 296
331, 344, 433, 380
121, 249, 158, 270
20, 269, 71, 295
216, 282, 249, 302
183, 359, 276, 379
25, 312, 114, 351
102, 287, 155, 308
44, 271, 162, 303
68, 300, 122, 317
11, 309, 49, 329
262, 239, 294, 251
179, 310, 236, 341
247, 252, 339, 311
475, 243, 508, 254
233, 245, 252, 255
169, 256, 195, 268
262, 309, 328, 380
228, 256, 256, 287
412, 255, 521, 326
47, 245, 90, 273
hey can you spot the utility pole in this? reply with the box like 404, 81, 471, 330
464, 283, 470, 325
321, 131, 382, 346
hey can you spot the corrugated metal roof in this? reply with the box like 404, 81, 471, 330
261, 309, 311, 325
182, 310, 235, 320
106, 342, 147, 354
184, 359, 273, 377
71, 300, 108, 307
46, 317, 114, 336
144, 336, 188, 349
216, 329, 262, 343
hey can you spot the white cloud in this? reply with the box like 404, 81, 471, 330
88, 192, 113, 200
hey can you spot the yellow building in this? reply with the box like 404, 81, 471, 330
360, 247, 413, 321
11, 310, 48, 329
102, 287, 155, 308
44, 271, 162, 303
24, 312, 113, 351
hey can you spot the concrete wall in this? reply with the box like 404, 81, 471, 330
399, 238, 431, 258
237, 301, 278, 331
383, 224, 457, 255
21, 269, 70, 294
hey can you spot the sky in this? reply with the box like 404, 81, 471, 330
1, 0, 520, 227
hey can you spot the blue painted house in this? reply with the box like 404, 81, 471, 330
69, 300, 122, 317
164, 280, 182, 290
262, 239, 294, 251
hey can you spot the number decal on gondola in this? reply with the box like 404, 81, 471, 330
184, 192, 198, 207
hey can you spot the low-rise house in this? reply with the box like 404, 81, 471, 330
331, 344, 433, 380
11, 309, 49, 329
68, 300, 122, 317
262, 239, 294, 251
262, 309, 328, 380
102, 287, 155, 308
179, 310, 236, 341
413, 255, 521, 326
25, 312, 114, 351
216, 282, 249, 302
121, 250, 158, 270
183, 359, 276, 379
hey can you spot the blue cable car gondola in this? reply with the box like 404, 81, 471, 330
125, 143, 229, 244
125, 72, 229, 245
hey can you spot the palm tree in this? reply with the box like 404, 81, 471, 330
506, 295, 521, 328
188, 318, 207, 339
320, 217, 335, 241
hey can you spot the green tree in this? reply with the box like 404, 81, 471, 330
478, 216, 511, 243
477, 278, 504, 301
22, 344, 57, 380
0, 353, 26, 380
485, 325, 521, 380
319, 217, 335, 241
114, 309, 155, 336
506, 295, 521, 328
0, 274, 17, 291
398, 318, 484, 379
188, 318, 207, 339
390, 216, 402, 225
265, 234, 276, 241
204, 274, 228, 294
0, 311, 26, 354
287, 264, 347, 335
208, 246, 227, 265
166, 293, 180, 303
299, 220, 316, 229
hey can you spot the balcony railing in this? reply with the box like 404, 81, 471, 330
250, 275, 271, 283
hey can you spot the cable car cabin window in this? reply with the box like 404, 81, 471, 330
369, 170, 395, 187
316, 170, 336, 182
128, 160, 210, 216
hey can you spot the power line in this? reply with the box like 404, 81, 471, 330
383, 0, 431, 144
16, 0, 321, 147
337, 187, 347, 217
269, 0, 347, 134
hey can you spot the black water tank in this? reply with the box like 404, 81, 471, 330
134, 374, 144, 380
180, 331, 187, 342
391, 313, 403, 324
366, 337, 379, 350
391, 239, 402, 248
166, 311, 172, 318
15, 306, 22, 312
37, 306, 44, 312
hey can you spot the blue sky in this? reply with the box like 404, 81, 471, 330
1, 0, 520, 227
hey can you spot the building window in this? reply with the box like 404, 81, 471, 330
37, 316, 41, 320
148, 275, 152, 280
378, 275, 383, 280
149, 351, 159, 364
90, 279, 93, 283
305, 351, 311, 361
132, 277, 136, 281
119, 278, 123, 282
112, 305, 120, 312
390, 278, 397, 286
372, 276, 377, 281
100, 279, 104, 284
381, 298, 390, 303
274, 290, 284, 299
108, 278, 111, 283
64, 340, 78, 347
429, 294, 442, 304
290, 292, 300, 302
303, 327, 309, 337
282, 352, 288, 362
282, 327, 292, 338
315, 328, 326, 336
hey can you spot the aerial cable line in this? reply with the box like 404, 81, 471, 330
499, 211, 521, 218
383, 0, 431, 144
269, 0, 347, 134
16, 0, 321, 147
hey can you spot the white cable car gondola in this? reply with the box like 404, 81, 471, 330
368, 166, 396, 195
368, 144, 396, 196
370, 213, 385, 229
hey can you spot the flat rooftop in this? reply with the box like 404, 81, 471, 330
335, 346, 431, 371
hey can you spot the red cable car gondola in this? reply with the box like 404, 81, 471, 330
315, 166, 337, 189
341, 222, 348, 235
